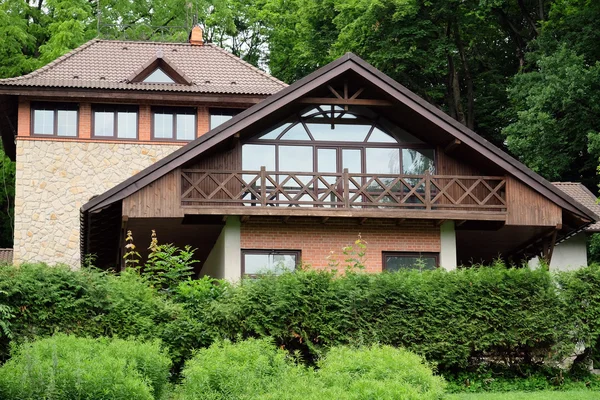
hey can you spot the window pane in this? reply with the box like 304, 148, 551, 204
210, 114, 233, 129
385, 255, 437, 271
154, 113, 173, 139
242, 144, 276, 171
33, 109, 54, 135
368, 127, 397, 143
260, 123, 291, 140
244, 253, 297, 275
94, 111, 114, 137
279, 146, 313, 172
306, 122, 370, 142
280, 124, 310, 140
342, 149, 361, 173
317, 148, 337, 173
176, 114, 196, 140
402, 149, 435, 174
366, 148, 400, 174
56, 110, 77, 137
143, 68, 175, 83
117, 111, 137, 139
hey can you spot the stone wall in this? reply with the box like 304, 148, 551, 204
14, 139, 180, 267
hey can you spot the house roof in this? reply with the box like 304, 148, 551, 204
553, 182, 600, 232
81, 53, 598, 224
0, 39, 286, 95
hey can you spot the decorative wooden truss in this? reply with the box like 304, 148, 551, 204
180, 168, 507, 219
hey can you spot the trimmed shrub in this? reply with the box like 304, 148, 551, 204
174, 339, 445, 400
194, 267, 566, 371
173, 338, 300, 399
0, 334, 171, 400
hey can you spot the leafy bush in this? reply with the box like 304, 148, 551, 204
173, 338, 299, 399
0, 334, 171, 400
174, 339, 445, 400
0, 264, 200, 369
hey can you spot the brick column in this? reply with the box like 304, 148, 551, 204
197, 106, 209, 137
139, 104, 151, 141
79, 103, 91, 138
17, 99, 30, 137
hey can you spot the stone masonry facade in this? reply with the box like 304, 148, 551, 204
14, 139, 180, 266
240, 218, 441, 272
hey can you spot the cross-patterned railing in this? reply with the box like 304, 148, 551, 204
180, 168, 507, 212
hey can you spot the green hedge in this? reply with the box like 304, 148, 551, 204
0, 334, 171, 400
2, 263, 600, 387
196, 267, 567, 371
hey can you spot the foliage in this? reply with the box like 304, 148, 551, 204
124, 230, 142, 269
448, 390, 600, 400
0, 334, 171, 400
0, 263, 196, 370
144, 230, 197, 293
173, 339, 446, 400
196, 266, 566, 372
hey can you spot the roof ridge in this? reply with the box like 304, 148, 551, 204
205, 43, 287, 87
0, 39, 99, 82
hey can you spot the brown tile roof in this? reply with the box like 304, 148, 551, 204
0, 39, 286, 95
553, 182, 600, 231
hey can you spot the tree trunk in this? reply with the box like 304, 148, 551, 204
454, 24, 475, 129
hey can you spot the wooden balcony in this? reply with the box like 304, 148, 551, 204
180, 168, 507, 221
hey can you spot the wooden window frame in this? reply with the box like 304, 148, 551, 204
30, 102, 79, 137
382, 251, 440, 271
241, 249, 301, 277
151, 106, 197, 142
209, 108, 240, 130
91, 104, 139, 140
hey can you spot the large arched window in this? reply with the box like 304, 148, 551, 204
242, 105, 435, 177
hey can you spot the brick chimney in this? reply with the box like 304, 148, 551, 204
189, 26, 204, 46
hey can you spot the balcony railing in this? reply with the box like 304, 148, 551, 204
180, 168, 507, 215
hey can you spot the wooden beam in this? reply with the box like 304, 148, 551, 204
456, 220, 467, 227
240, 215, 250, 222
222, 216, 228, 222
297, 97, 393, 106
396, 218, 406, 225
436, 219, 446, 227
282, 216, 290, 224
444, 139, 461, 153
321, 216, 330, 224
359, 217, 367, 225
182, 206, 507, 222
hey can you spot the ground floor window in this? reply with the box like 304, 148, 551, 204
241, 250, 300, 276
383, 252, 438, 271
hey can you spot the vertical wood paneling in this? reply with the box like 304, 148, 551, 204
123, 169, 182, 218
506, 176, 562, 226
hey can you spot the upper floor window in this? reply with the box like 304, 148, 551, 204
92, 105, 138, 139
152, 107, 196, 141
32, 102, 78, 137
242, 105, 435, 176
210, 108, 239, 129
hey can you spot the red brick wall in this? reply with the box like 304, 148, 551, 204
17, 100, 30, 137
79, 103, 91, 138
198, 106, 209, 137
240, 218, 441, 272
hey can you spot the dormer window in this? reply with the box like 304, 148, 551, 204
142, 68, 176, 84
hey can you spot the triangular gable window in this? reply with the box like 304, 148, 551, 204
143, 68, 176, 83
128, 54, 193, 85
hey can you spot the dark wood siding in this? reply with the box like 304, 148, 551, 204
506, 176, 562, 226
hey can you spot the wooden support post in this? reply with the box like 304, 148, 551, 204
260, 166, 266, 207
343, 168, 350, 209
425, 170, 431, 210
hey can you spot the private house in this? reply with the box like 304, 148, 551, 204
0, 29, 598, 277
0, 27, 286, 266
